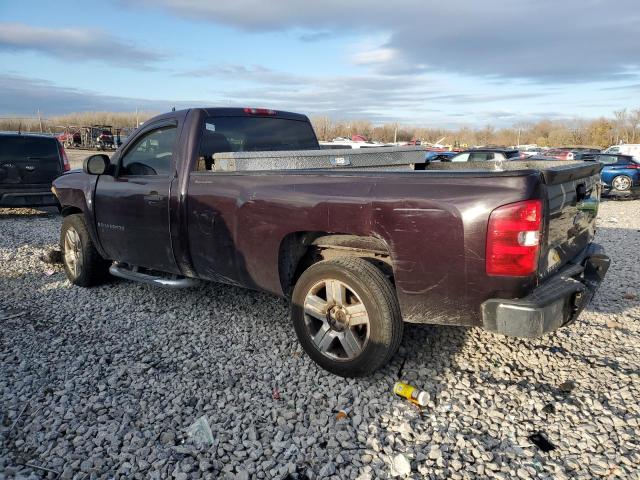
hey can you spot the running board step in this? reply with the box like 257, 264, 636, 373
109, 263, 198, 288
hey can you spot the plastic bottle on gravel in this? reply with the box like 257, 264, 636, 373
393, 382, 429, 407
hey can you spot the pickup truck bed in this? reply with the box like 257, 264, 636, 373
52, 107, 610, 376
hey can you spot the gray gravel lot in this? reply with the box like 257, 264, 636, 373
1, 200, 639, 479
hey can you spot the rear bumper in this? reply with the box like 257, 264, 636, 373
0, 190, 59, 207
481, 243, 610, 338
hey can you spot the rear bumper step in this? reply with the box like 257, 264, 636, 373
109, 263, 198, 288
481, 243, 610, 338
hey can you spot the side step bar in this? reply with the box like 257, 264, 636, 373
109, 263, 198, 288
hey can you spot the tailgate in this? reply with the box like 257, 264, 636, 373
0, 136, 62, 185
538, 162, 602, 277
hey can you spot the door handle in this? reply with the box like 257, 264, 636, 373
144, 191, 165, 203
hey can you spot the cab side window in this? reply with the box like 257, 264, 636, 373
121, 126, 177, 176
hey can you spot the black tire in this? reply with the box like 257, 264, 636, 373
291, 257, 403, 377
60, 214, 110, 287
611, 175, 632, 192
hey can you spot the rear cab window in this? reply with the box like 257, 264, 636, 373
196, 116, 319, 171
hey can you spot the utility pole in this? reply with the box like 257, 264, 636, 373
394, 124, 398, 144
135, 108, 139, 128
38, 109, 43, 133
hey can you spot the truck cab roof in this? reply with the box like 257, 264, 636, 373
148, 107, 311, 124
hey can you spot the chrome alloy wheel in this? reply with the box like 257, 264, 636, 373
303, 278, 370, 360
64, 227, 83, 278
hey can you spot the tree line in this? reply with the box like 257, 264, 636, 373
0, 111, 155, 134
2, 107, 639, 148
311, 108, 640, 147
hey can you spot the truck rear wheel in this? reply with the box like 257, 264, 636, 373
60, 214, 110, 287
291, 257, 403, 377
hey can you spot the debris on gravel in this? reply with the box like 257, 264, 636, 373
1, 200, 639, 479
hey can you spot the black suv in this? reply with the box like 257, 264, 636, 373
0, 133, 69, 208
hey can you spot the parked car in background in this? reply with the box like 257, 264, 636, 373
572, 152, 599, 161
0, 133, 69, 208
450, 148, 520, 162
573, 147, 602, 155
603, 144, 640, 160
511, 155, 557, 161
584, 154, 640, 195
519, 147, 544, 158
425, 150, 457, 162
96, 129, 115, 150
546, 147, 601, 161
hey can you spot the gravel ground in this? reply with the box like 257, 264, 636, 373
1, 200, 639, 480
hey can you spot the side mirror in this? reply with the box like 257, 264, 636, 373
83, 154, 110, 175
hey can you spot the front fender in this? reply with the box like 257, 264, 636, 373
53, 172, 108, 259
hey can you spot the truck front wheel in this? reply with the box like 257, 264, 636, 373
60, 214, 110, 287
291, 257, 403, 377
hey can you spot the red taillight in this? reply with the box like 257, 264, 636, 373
243, 107, 276, 115
624, 163, 640, 169
486, 199, 543, 276
58, 140, 70, 171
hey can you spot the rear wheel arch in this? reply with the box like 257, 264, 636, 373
278, 232, 394, 296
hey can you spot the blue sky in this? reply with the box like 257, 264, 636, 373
0, 0, 639, 127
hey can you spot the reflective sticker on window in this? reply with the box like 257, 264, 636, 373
205, 123, 216, 132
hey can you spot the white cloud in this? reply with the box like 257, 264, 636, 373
351, 48, 397, 65
0, 23, 165, 67
124, 0, 640, 83
0, 73, 196, 115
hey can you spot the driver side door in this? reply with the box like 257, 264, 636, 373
94, 122, 179, 273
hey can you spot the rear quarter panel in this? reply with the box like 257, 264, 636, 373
187, 170, 541, 326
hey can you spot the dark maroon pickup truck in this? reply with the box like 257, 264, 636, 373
52, 107, 610, 376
